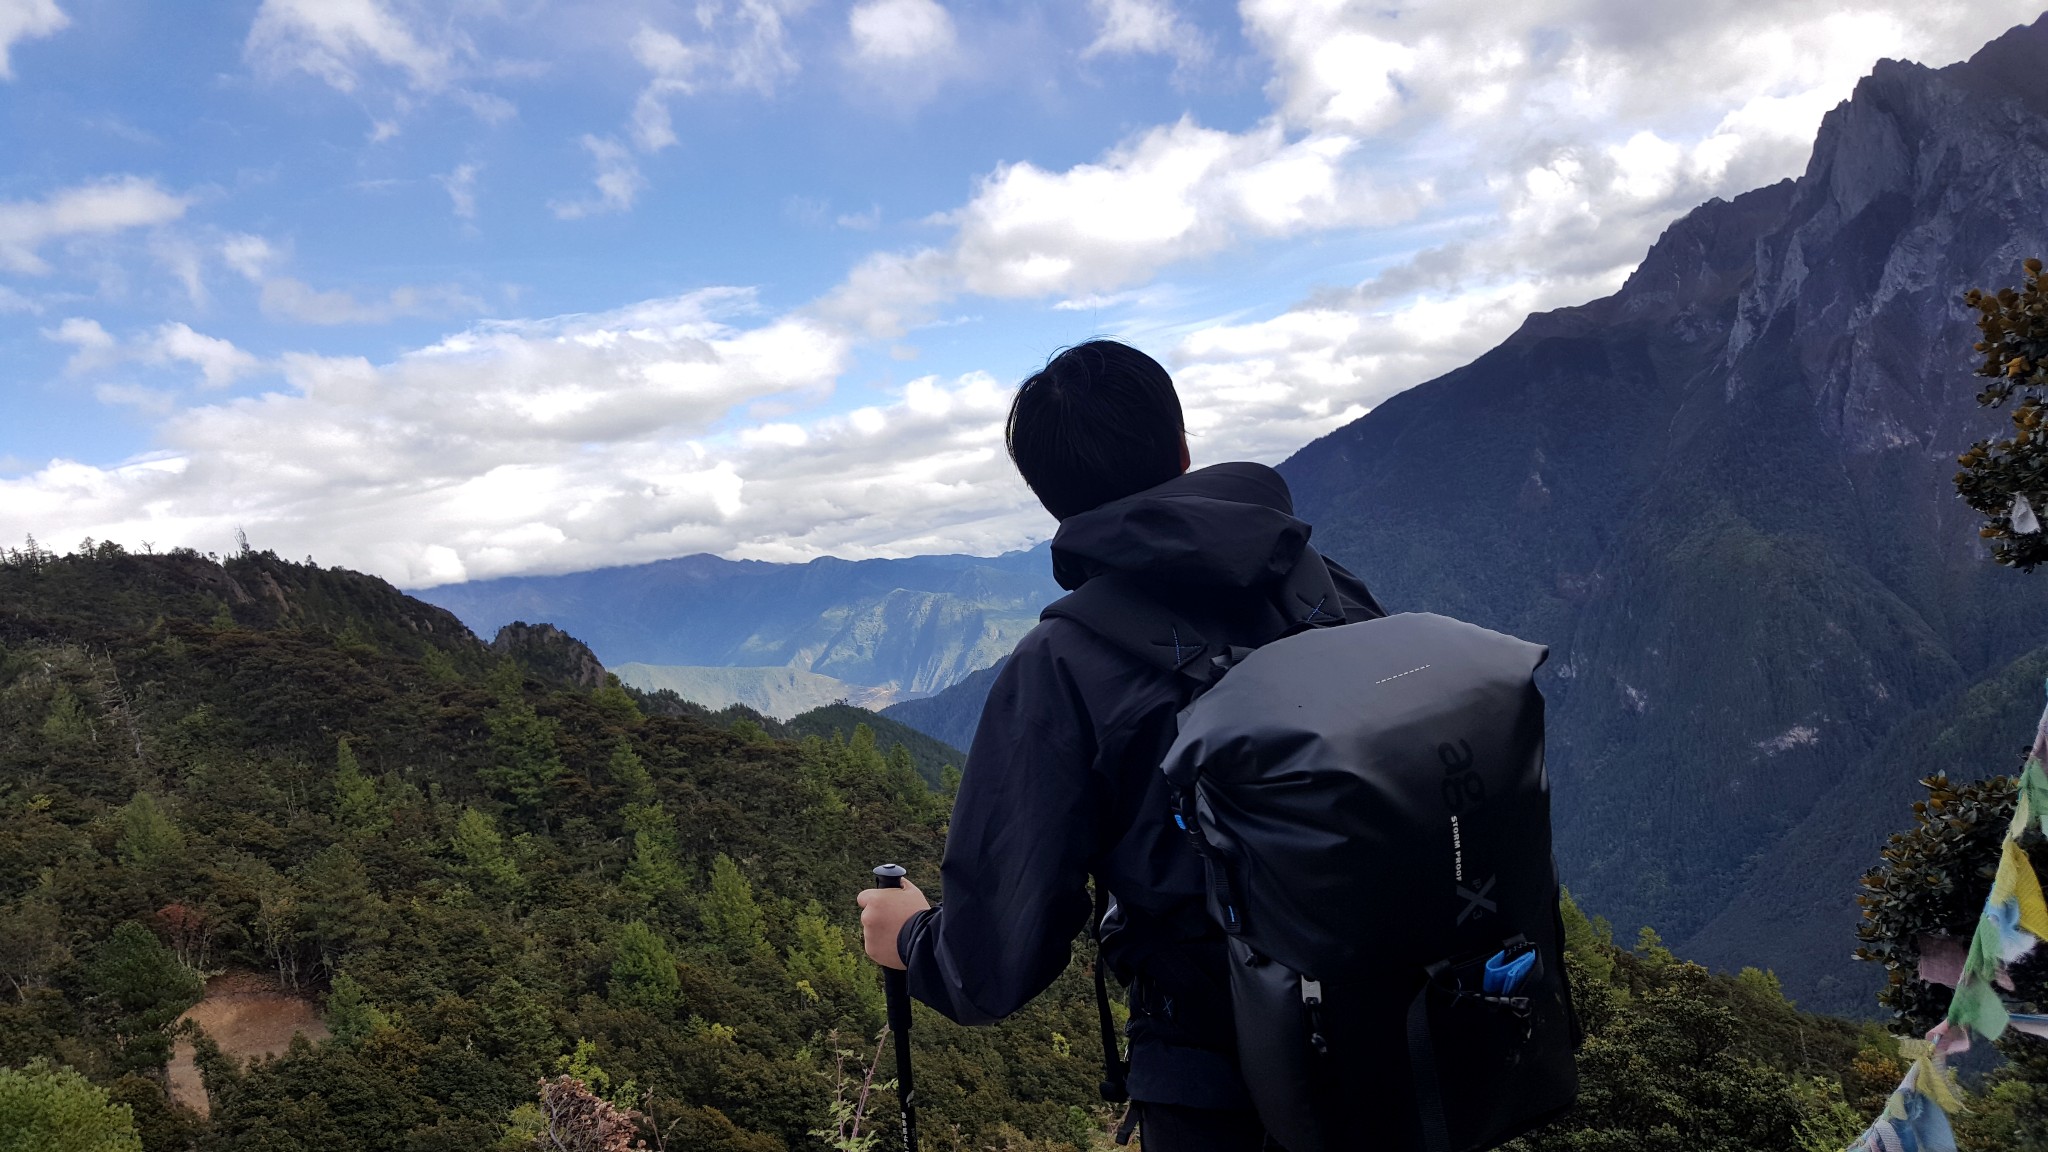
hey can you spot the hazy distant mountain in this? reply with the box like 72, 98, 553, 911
416, 546, 1061, 701
614, 663, 899, 719
880, 658, 1007, 753
1280, 16, 2048, 1012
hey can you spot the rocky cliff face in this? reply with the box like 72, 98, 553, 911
1282, 16, 2048, 1012
490, 621, 607, 690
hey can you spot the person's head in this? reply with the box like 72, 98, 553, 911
1006, 340, 1189, 520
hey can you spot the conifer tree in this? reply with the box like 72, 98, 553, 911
84, 923, 202, 1075
40, 683, 91, 747
482, 670, 567, 818
703, 854, 773, 964
332, 738, 382, 833
323, 973, 389, 1046
114, 794, 183, 874
607, 738, 654, 805
620, 803, 687, 909
608, 921, 682, 1010
452, 808, 524, 892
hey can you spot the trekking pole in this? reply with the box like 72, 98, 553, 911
872, 863, 919, 1152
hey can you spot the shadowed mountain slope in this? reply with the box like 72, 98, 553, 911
1280, 17, 2048, 1012
879, 657, 1007, 754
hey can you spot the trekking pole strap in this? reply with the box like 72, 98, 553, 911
1407, 971, 1453, 1152
1092, 880, 1130, 1104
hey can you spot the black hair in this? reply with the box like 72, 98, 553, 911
1005, 339, 1186, 520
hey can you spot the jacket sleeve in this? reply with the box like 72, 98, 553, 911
896, 629, 1100, 1025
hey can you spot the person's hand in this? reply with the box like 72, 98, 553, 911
856, 879, 930, 970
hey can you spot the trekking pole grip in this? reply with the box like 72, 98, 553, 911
872, 863, 918, 1152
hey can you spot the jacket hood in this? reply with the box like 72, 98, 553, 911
1049, 462, 1310, 592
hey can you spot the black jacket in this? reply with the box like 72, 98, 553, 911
897, 462, 1383, 1106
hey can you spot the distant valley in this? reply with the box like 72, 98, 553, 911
416, 546, 1062, 717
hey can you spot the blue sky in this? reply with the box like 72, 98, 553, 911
1, 0, 2040, 584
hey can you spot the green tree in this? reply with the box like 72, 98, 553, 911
482, 672, 566, 817
0, 897, 71, 999
41, 683, 92, 747
1957, 259, 2048, 569
323, 973, 389, 1046
331, 738, 382, 833
450, 808, 523, 892
591, 675, 643, 727
607, 738, 654, 804
84, 923, 202, 1075
1517, 963, 1813, 1152
1558, 889, 1615, 990
480, 977, 556, 1078
1856, 772, 2048, 1146
294, 845, 388, 974
787, 902, 883, 1026
115, 793, 183, 873
608, 921, 681, 1011
0, 1059, 142, 1152
703, 854, 772, 963
620, 803, 687, 908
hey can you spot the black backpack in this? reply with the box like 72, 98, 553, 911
1048, 567, 1578, 1152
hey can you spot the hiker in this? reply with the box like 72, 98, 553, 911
857, 339, 1386, 1150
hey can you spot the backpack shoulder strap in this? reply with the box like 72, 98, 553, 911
1090, 880, 1129, 1106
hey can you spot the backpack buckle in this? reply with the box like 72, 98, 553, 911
1300, 977, 1328, 1055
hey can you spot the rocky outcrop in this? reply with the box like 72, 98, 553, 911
491, 621, 607, 689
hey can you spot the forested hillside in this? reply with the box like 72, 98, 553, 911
12, 540, 2033, 1150
0, 543, 1093, 1151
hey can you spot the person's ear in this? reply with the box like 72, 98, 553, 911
1178, 433, 1191, 474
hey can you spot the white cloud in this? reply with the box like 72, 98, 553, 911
221, 233, 281, 282
0, 276, 1596, 584
818, 118, 1419, 334
213, 230, 479, 325
629, 3, 802, 154
1083, 0, 1205, 68
93, 384, 177, 415
551, 135, 646, 219
44, 316, 115, 374
147, 323, 259, 388
0, 292, 1014, 585
259, 277, 483, 325
438, 163, 479, 219
42, 318, 260, 389
0, 0, 66, 80
848, 0, 956, 63
245, 0, 451, 93
0, 176, 190, 274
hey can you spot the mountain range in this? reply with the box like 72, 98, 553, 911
1284, 16, 2048, 1012
416, 547, 1060, 717
431, 17, 2048, 1012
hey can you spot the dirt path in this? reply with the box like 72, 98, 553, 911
167, 971, 329, 1116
